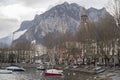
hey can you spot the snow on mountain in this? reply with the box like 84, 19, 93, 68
14, 29, 27, 40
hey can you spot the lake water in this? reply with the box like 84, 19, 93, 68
0, 67, 120, 80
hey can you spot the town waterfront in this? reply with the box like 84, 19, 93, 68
0, 67, 93, 80
0, 66, 120, 80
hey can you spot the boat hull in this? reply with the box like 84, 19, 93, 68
6, 66, 25, 71
37, 66, 46, 71
7, 69, 25, 71
44, 72, 63, 76
0, 69, 12, 74
95, 68, 105, 74
37, 68, 46, 71
44, 69, 63, 76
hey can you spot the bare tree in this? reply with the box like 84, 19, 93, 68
13, 41, 34, 63
107, 0, 120, 28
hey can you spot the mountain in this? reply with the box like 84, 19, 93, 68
0, 36, 12, 45
3, 2, 110, 44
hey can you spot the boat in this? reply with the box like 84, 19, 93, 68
37, 65, 46, 71
6, 65, 25, 71
84, 66, 105, 74
44, 69, 63, 76
93, 67, 105, 74
0, 68, 12, 74
44, 51, 63, 76
67, 66, 105, 74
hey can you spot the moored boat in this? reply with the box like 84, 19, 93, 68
37, 65, 46, 71
67, 66, 105, 74
44, 69, 63, 76
6, 65, 25, 71
93, 67, 105, 74
0, 68, 12, 74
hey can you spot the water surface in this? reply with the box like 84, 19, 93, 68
0, 67, 120, 80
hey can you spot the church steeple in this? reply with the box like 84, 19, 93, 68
79, 7, 89, 41
81, 7, 88, 24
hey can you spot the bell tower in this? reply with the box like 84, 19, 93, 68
79, 7, 89, 41
81, 7, 88, 24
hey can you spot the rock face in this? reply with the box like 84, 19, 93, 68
14, 2, 109, 44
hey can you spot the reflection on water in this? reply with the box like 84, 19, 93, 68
0, 67, 89, 80
0, 67, 119, 80
0, 68, 45, 80
0, 67, 64, 80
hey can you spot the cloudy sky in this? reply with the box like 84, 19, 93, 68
0, 0, 109, 38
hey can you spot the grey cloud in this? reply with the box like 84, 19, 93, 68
0, 0, 7, 6
9, 0, 46, 7
20, 0, 45, 5
0, 0, 52, 9
0, 18, 19, 30
1, 18, 19, 23
0, 0, 65, 11
0, 0, 14, 6
0, 18, 20, 37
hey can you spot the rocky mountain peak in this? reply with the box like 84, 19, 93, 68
10, 2, 110, 44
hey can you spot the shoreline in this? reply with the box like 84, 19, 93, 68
0, 63, 119, 80
0, 63, 40, 68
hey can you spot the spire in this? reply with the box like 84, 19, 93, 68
82, 7, 87, 16
78, 7, 89, 41
81, 7, 88, 23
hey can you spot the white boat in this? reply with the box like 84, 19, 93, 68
44, 69, 63, 76
0, 68, 12, 74
93, 67, 105, 74
6, 65, 25, 71
37, 65, 46, 71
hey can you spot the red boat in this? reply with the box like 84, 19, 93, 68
44, 69, 63, 76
